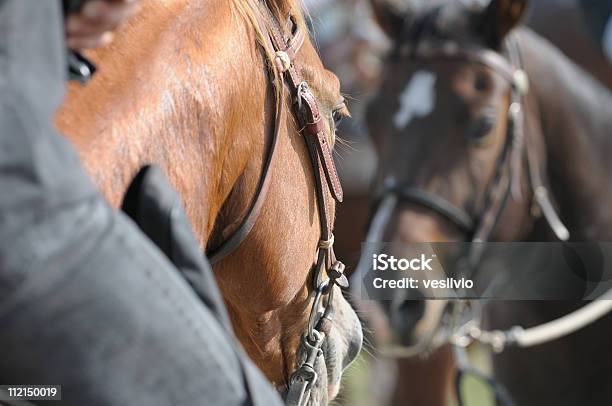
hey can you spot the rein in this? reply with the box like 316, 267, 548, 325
206, 4, 348, 405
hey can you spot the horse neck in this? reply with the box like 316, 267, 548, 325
57, 0, 269, 247
520, 29, 612, 240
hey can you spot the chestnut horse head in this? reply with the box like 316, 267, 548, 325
56, 0, 362, 404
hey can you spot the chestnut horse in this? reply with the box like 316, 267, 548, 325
56, 0, 362, 404
358, 0, 612, 404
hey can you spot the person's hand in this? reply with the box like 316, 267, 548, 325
65, 0, 141, 50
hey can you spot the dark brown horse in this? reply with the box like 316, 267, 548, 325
358, 0, 612, 404
56, 0, 362, 404
526, 0, 612, 91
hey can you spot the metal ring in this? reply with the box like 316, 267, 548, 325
303, 329, 324, 349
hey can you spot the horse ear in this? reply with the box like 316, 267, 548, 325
370, 0, 414, 40
477, 0, 528, 48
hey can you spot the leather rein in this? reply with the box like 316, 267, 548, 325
206, 4, 347, 406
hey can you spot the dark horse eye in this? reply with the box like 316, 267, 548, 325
474, 72, 490, 92
332, 108, 344, 128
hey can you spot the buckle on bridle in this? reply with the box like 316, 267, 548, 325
296, 81, 309, 110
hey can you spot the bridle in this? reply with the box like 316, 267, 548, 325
378, 36, 569, 255
206, 3, 348, 406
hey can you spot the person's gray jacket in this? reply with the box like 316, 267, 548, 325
0, 1, 282, 405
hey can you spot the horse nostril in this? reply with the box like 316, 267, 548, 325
391, 299, 426, 345
468, 115, 495, 140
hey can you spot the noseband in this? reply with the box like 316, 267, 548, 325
206, 4, 348, 406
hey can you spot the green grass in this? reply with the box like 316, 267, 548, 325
337, 344, 494, 406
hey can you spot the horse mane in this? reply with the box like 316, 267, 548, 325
231, 0, 307, 80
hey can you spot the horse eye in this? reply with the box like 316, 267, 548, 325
332, 108, 344, 128
474, 72, 490, 92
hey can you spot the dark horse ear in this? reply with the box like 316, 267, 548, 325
477, 0, 528, 48
370, 0, 416, 41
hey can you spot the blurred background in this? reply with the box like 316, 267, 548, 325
303, 0, 612, 404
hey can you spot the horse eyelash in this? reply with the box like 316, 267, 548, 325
332, 101, 350, 126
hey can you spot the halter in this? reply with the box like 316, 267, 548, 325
206, 4, 348, 406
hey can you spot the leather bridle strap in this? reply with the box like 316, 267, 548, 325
206, 6, 310, 266
258, 5, 346, 280
209, 8, 344, 265
207, 72, 285, 264
206, 4, 347, 405
256, 8, 351, 406
377, 38, 525, 281
205, 4, 289, 264
382, 186, 474, 234
404, 41, 526, 86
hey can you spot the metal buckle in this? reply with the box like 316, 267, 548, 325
296, 82, 309, 110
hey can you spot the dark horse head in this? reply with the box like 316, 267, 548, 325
359, 0, 612, 346
356, 0, 612, 403
361, 0, 536, 349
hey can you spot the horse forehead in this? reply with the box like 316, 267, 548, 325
323, 70, 341, 94
393, 70, 437, 131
